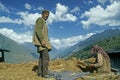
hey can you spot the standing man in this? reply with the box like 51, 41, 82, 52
32, 10, 52, 78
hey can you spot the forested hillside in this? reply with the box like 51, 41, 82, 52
69, 35, 120, 59
61, 29, 120, 58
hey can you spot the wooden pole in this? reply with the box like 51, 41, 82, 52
0, 49, 10, 62
1, 51, 4, 62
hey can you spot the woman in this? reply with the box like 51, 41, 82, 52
87, 45, 111, 73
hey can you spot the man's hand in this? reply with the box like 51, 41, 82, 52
41, 40, 46, 47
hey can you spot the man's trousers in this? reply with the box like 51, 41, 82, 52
38, 48, 49, 76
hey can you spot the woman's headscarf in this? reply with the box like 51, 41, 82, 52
91, 45, 110, 61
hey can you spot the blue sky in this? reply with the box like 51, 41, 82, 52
0, 0, 120, 49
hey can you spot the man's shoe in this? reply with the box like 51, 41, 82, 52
38, 75, 42, 77
42, 74, 54, 78
38, 74, 42, 77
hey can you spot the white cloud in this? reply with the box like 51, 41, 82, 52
25, 3, 32, 10
81, 1, 120, 29
110, 0, 120, 3
48, 3, 77, 24
0, 28, 32, 43
0, 12, 40, 27
0, 3, 44, 26
70, 6, 80, 13
0, 2, 10, 13
97, 0, 108, 4
17, 11, 40, 26
33, 6, 44, 11
97, 0, 120, 4
50, 33, 95, 49
0, 28, 95, 49
55, 3, 77, 22
83, 0, 93, 4
47, 12, 55, 24
0, 2, 77, 27
88, 1, 93, 4
0, 16, 22, 24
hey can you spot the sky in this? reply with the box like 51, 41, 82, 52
0, 0, 120, 49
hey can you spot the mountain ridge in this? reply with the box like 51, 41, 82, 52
0, 33, 36, 63
1, 28, 120, 63
60, 29, 120, 58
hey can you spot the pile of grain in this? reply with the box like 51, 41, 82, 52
0, 57, 119, 80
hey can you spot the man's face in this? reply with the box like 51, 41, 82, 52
42, 12, 49, 20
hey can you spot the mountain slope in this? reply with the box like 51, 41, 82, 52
22, 42, 61, 60
22, 42, 38, 59
61, 29, 120, 58
0, 33, 36, 63
49, 46, 62, 59
69, 35, 120, 59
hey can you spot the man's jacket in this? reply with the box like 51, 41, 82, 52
32, 17, 52, 51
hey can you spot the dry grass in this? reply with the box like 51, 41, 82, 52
0, 61, 45, 80
0, 57, 83, 80
49, 57, 82, 72
0, 57, 119, 80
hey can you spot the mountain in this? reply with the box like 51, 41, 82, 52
22, 42, 61, 60
60, 29, 120, 58
1, 29, 120, 63
22, 42, 38, 59
49, 46, 62, 59
69, 34, 120, 59
0, 33, 36, 63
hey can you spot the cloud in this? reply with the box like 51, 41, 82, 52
0, 2, 10, 13
0, 2, 38, 26
0, 2, 77, 26
24, 3, 32, 10
33, 6, 44, 11
0, 12, 40, 27
83, 0, 93, 4
110, 0, 120, 3
0, 3, 77, 27
17, 11, 40, 26
88, 0, 93, 4
0, 28, 95, 49
81, 1, 120, 29
97, 0, 120, 4
0, 28, 32, 43
47, 12, 55, 24
50, 33, 95, 49
0, 16, 22, 24
48, 3, 77, 24
97, 0, 108, 4
70, 6, 80, 13
55, 3, 77, 22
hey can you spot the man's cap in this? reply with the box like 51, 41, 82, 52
42, 10, 49, 14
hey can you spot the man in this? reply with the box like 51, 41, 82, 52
87, 45, 111, 73
32, 10, 52, 78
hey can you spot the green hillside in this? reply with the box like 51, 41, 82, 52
0, 33, 36, 63
69, 35, 120, 59
61, 29, 120, 58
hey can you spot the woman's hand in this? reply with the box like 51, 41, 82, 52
87, 64, 94, 68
